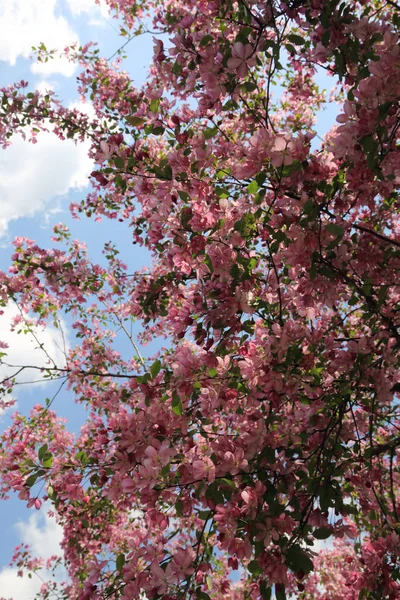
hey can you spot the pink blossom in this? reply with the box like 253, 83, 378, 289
227, 42, 257, 78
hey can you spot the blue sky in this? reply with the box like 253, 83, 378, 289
0, 2, 340, 596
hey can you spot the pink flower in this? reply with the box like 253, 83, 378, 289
171, 547, 195, 581
241, 486, 258, 507
121, 477, 136, 495
227, 42, 257, 78
192, 457, 216, 482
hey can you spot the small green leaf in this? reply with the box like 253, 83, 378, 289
178, 190, 189, 202
116, 553, 125, 572
197, 593, 211, 600
126, 116, 145, 126
42, 455, 53, 468
248, 560, 263, 576
26, 473, 39, 487
260, 582, 272, 600
175, 499, 184, 516
163, 164, 172, 179
114, 173, 126, 190
285, 43, 296, 55
200, 35, 213, 47
361, 135, 376, 153
172, 60, 182, 75
280, 160, 302, 177
326, 223, 344, 237
204, 127, 218, 140
113, 156, 124, 169
208, 367, 218, 377
198, 509, 212, 520
242, 81, 257, 92
38, 444, 48, 462
313, 527, 333, 540
220, 478, 236, 488
205, 481, 224, 504
286, 544, 314, 575
204, 254, 214, 273
275, 584, 287, 600
171, 392, 183, 416
150, 359, 161, 379
287, 33, 305, 45
310, 261, 317, 281
152, 126, 165, 135
150, 98, 160, 113
234, 213, 256, 238
47, 485, 55, 499
247, 180, 259, 194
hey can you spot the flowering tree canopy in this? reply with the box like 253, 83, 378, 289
1, 0, 400, 598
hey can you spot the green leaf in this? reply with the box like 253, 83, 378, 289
113, 156, 124, 169
286, 544, 314, 575
208, 367, 218, 377
171, 392, 183, 416
256, 171, 267, 186
220, 478, 236, 488
285, 43, 296, 55
248, 560, 263, 576
242, 81, 257, 92
175, 499, 184, 516
42, 455, 53, 468
361, 135, 376, 153
204, 254, 214, 273
114, 173, 126, 191
200, 35, 213, 47
204, 127, 218, 140
116, 553, 125, 572
234, 213, 256, 238
198, 509, 212, 520
260, 582, 272, 600
26, 473, 39, 487
163, 164, 172, 179
303, 199, 317, 217
152, 127, 165, 136
264, 447, 275, 463
47, 485, 55, 499
150, 359, 161, 379
313, 527, 333, 540
178, 190, 189, 202
287, 33, 305, 45
275, 584, 287, 600
172, 60, 182, 75
325, 223, 344, 237
197, 593, 211, 600
38, 444, 48, 461
247, 180, 259, 194
150, 98, 160, 113
280, 160, 302, 177
126, 116, 145, 126
205, 481, 224, 504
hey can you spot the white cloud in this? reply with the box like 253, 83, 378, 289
0, 0, 79, 77
0, 304, 69, 388
0, 510, 64, 600
16, 511, 64, 560
0, 113, 93, 238
34, 80, 59, 95
0, 566, 44, 600
66, 0, 110, 18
